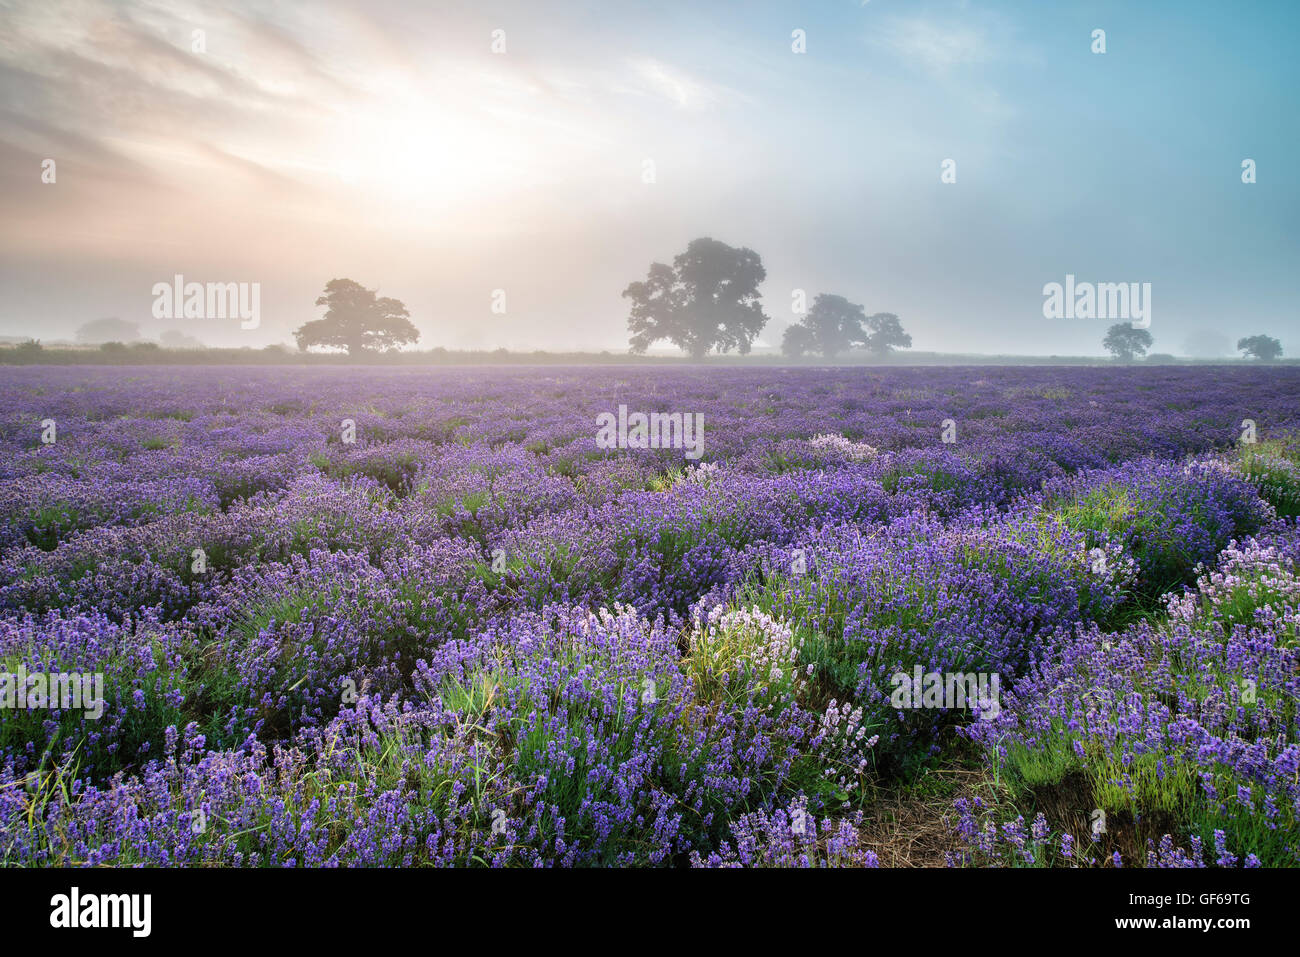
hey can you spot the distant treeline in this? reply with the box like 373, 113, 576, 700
1, 341, 1292, 367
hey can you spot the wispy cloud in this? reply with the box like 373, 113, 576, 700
872, 15, 991, 74
619, 57, 747, 111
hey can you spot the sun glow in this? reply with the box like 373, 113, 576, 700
321, 81, 559, 215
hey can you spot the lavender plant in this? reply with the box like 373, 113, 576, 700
2, 365, 1299, 866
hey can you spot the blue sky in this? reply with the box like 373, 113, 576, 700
1, 0, 1296, 354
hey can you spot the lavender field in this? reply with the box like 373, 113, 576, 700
2, 364, 1298, 867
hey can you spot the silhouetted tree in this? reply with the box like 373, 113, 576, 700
624, 238, 768, 359
1103, 323, 1153, 361
863, 312, 912, 355
781, 294, 872, 358
76, 317, 140, 344
781, 323, 815, 358
1237, 335, 1283, 361
295, 279, 419, 355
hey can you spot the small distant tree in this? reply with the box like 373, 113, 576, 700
1103, 323, 1153, 361
1237, 335, 1282, 361
624, 237, 768, 359
863, 312, 912, 355
295, 279, 420, 355
77, 317, 140, 344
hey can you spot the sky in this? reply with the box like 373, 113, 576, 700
1, 0, 1297, 355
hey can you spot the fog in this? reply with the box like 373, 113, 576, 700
2, 0, 1296, 356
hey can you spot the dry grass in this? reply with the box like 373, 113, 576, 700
855, 764, 987, 867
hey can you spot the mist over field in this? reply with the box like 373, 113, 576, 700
2, 0, 1297, 358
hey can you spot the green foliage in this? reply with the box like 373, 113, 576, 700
1236, 440, 1300, 518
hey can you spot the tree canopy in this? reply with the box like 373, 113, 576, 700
295, 279, 419, 355
782, 294, 863, 358
781, 296, 911, 358
1102, 323, 1154, 361
862, 312, 912, 355
1237, 334, 1283, 361
624, 238, 768, 359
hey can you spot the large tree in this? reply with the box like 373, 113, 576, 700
624, 238, 768, 359
295, 279, 419, 355
1237, 334, 1283, 361
1103, 323, 1154, 361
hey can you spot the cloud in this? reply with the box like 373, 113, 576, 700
620, 57, 744, 111
873, 15, 991, 74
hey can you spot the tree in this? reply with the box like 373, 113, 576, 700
624, 238, 768, 359
781, 294, 871, 358
1237, 335, 1282, 361
1102, 323, 1153, 361
781, 323, 814, 357
783, 299, 911, 359
863, 311, 912, 355
76, 317, 140, 344
294, 279, 419, 355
